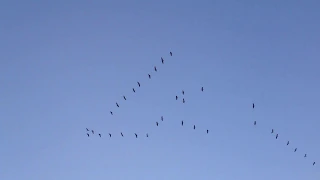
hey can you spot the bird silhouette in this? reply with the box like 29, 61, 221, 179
207, 130, 209, 134
154, 66, 157, 72
313, 162, 315, 166
87, 133, 89, 137
99, 134, 101, 137
156, 122, 159, 126
294, 148, 297, 152
182, 90, 184, 95
170, 52, 172, 56
91, 130, 94, 134
146, 133, 149, 137
148, 74, 151, 79
183, 98, 185, 103
201, 87, 204, 92
276, 134, 278, 139
271, 129, 274, 133
176, 96, 178, 100
194, 125, 196, 129
253, 103, 255, 109
121, 132, 124, 137
123, 96, 127, 100
161, 116, 163, 121
137, 82, 141, 87
287, 141, 289, 145
182, 121, 184, 126
110, 111, 113, 115
135, 133, 138, 138
86, 128, 89, 131
304, 154, 307, 158
116, 102, 119, 107
109, 133, 111, 137
133, 88, 136, 93
254, 121, 256, 125
161, 57, 164, 64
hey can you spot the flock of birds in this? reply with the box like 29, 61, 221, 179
84, 51, 316, 167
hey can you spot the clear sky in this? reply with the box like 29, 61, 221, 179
1, 0, 319, 179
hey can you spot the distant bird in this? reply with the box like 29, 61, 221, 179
161, 116, 163, 121
253, 103, 255, 109
109, 133, 111, 137
287, 141, 289, 145
254, 121, 256, 125
156, 122, 159, 126
116, 102, 119, 107
110, 111, 113, 115
86, 128, 89, 131
170, 52, 172, 56
182, 121, 184, 126
137, 81, 141, 87
154, 66, 157, 72
194, 125, 196, 129
148, 74, 151, 79
276, 134, 278, 139
123, 96, 127, 100
294, 148, 297, 152
182, 90, 184, 95
91, 130, 94, 134
121, 132, 124, 137
133, 88, 136, 93
161, 57, 164, 64
146, 133, 149, 137
176, 96, 178, 100
271, 129, 274, 133
135, 133, 138, 138
305, 154, 307, 158
313, 162, 315, 166
99, 134, 101, 137
87, 133, 89, 137
207, 129, 209, 134
201, 87, 204, 92
183, 98, 185, 103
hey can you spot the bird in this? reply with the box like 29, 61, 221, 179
87, 133, 89, 137
116, 102, 119, 107
110, 111, 113, 115
133, 88, 136, 93
86, 128, 89, 131
91, 130, 94, 134
154, 66, 157, 72
156, 122, 159, 126
176, 96, 178, 100
294, 148, 297, 152
182, 90, 184, 95
109, 133, 111, 137
304, 154, 307, 158
276, 134, 278, 139
271, 129, 274, 133
121, 132, 124, 137
182, 121, 184, 126
287, 141, 289, 145
253, 103, 255, 109
135, 133, 138, 138
146, 133, 149, 137
161, 57, 164, 64
313, 162, 315, 166
201, 87, 204, 92
254, 121, 256, 125
207, 130, 209, 134
170, 52, 172, 56
123, 96, 127, 100
137, 81, 141, 87
148, 74, 151, 79
194, 125, 196, 129
161, 116, 163, 121
99, 134, 101, 137
183, 98, 185, 103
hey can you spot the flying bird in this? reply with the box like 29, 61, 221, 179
123, 96, 127, 100
194, 125, 196, 129
176, 96, 178, 100
183, 98, 185, 103
207, 130, 209, 134
276, 134, 278, 139
182, 90, 184, 95
313, 162, 315, 166
161, 116, 163, 121
110, 111, 113, 115
271, 129, 274, 133
156, 122, 159, 126
201, 87, 204, 92
133, 88, 136, 93
294, 148, 297, 152
146, 133, 149, 137
137, 81, 141, 87
254, 121, 256, 125
116, 102, 119, 107
170, 52, 172, 56
154, 66, 157, 72
99, 134, 101, 137
182, 121, 184, 126
253, 103, 255, 109
304, 154, 307, 158
161, 57, 164, 64
287, 141, 289, 145
109, 133, 111, 137
148, 74, 151, 79
86, 128, 89, 131
91, 130, 94, 134
121, 132, 124, 137
87, 133, 89, 137
135, 133, 138, 138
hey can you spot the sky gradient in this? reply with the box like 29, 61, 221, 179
1, 0, 320, 179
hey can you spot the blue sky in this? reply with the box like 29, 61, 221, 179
1, 0, 319, 179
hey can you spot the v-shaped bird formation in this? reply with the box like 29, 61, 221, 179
84, 50, 316, 169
